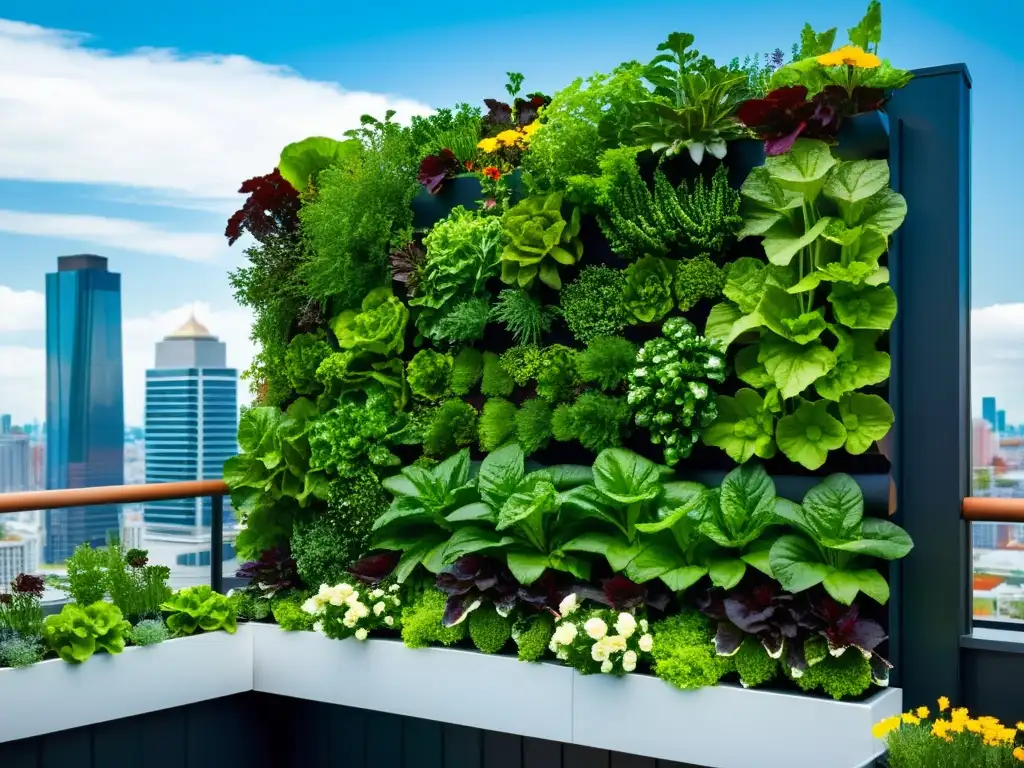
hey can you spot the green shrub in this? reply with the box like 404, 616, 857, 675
513, 613, 554, 662
479, 398, 518, 452
500, 344, 541, 386
43, 602, 131, 664
450, 347, 484, 395
407, 349, 453, 400
469, 604, 513, 654
575, 336, 638, 391
674, 254, 726, 311
536, 345, 578, 403
733, 637, 779, 688
794, 647, 873, 700
560, 266, 628, 344
161, 586, 237, 637
231, 592, 272, 622
0, 635, 44, 668
129, 618, 170, 647
401, 589, 466, 648
284, 332, 333, 395
552, 392, 631, 452
650, 610, 734, 690
272, 592, 317, 632
424, 400, 479, 457
64, 543, 108, 606
515, 398, 553, 455
481, 351, 515, 397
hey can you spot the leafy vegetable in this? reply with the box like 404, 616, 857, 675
500, 193, 584, 290
407, 350, 453, 401
43, 602, 131, 664
162, 585, 238, 636
622, 257, 675, 323
560, 267, 629, 344
278, 136, 360, 191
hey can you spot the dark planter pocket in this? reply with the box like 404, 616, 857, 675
411, 170, 525, 229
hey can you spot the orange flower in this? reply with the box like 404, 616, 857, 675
817, 45, 881, 69
483, 166, 501, 181
464, 161, 475, 172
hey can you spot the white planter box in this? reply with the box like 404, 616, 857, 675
0, 629, 252, 744
249, 623, 575, 743
573, 672, 901, 768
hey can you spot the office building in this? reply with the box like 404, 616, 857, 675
0, 432, 30, 493
144, 313, 237, 531
0, 414, 10, 434
982, 396, 997, 430
997, 410, 1006, 434
0, 531, 40, 587
44, 255, 125, 563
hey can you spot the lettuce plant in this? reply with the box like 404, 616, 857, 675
769, 474, 912, 604
560, 267, 628, 345
331, 286, 409, 358
42, 602, 131, 664
407, 349, 453, 401
161, 585, 238, 637
500, 193, 583, 290
622, 257, 675, 323
277, 136, 360, 192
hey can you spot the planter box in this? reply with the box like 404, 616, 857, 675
572, 672, 901, 768
0, 630, 252, 744
249, 623, 575, 743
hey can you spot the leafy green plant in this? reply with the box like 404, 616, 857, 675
64, 543, 108, 605
552, 393, 632, 453
407, 349, 453, 401
129, 618, 170, 647
0, 635, 44, 668
515, 398, 553, 456
409, 103, 483, 163
0, 575, 45, 638
560, 267, 628, 344
277, 136, 360, 192
451, 347, 484, 395
469, 603, 513, 654
500, 344, 542, 386
429, 298, 491, 344
535, 345, 579, 403
284, 332, 333, 396
161, 585, 238, 636
704, 139, 904, 469
650, 609, 733, 690
331, 286, 409, 358
627, 317, 727, 466
106, 547, 172, 622
513, 612, 555, 662
674, 254, 726, 311
769, 474, 912, 604
481, 351, 515, 397
491, 289, 559, 346
423, 399, 479, 457
500, 193, 583, 290
43, 602, 131, 663
309, 391, 409, 478
575, 337, 638, 392
622, 256, 675, 323
272, 591, 318, 631
479, 398, 518, 452
401, 588, 467, 648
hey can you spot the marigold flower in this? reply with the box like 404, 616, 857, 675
495, 129, 524, 147
1014, 746, 1024, 761
902, 713, 921, 726
938, 696, 950, 712
817, 45, 881, 68
464, 161, 475, 171
1017, 721, 1024, 731
521, 122, 540, 139
483, 166, 501, 181
916, 706, 930, 719
477, 137, 500, 153
872, 716, 901, 739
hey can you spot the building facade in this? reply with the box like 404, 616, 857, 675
144, 313, 237, 531
44, 255, 124, 563
0, 433, 30, 493
982, 396, 998, 431
0, 533, 40, 588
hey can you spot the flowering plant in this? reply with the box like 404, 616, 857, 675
874, 697, 1024, 765
0, 573, 45, 638
548, 597, 654, 676
302, 582, 402, 641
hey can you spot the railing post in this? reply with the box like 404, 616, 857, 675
886, 64, 972, 706
211, 494, 224, 594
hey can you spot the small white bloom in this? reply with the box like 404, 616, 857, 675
370, 589, 385, 599
600, 659, 613, 674
584, 617, 608, 640
553, 622, 578, 646
373, 602, 386, 616
615, 612, 637, 638
313, 621, 324, 634
354, 628, 369, 641
384, 616, 395, 627
549, 637, 560, 653
558, 593, 578, 617
603, 634, 627, 654
393, 597, 401, 606
389, 584, 400, 593
639, 619, 649, 633
226, 588, 236, 598
638, 634, 654, 653
591, 642, 610, 663
622, 650, 637, 673
301, 597, 320, 615
556, 647, 569, 661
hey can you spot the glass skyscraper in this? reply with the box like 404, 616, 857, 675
45, 255, 124, 563
144, 314, 237, 531
982, 396, 997, 431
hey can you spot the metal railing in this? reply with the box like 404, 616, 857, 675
0, 480, 231, 593
963, 496, 1024, 629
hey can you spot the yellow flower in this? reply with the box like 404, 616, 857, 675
477, 137, 500, 153
1017, 721, 1024, 731
916, 707, 930, 719
938, 696, 950, 712
1014, 746, 1024, 761
817, 45, 882, 69
872, 716, 901, 739
495, 129, 524, 147
901, 713, 921, 726
521, 122, 540, 139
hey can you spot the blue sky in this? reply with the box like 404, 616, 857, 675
0, 0, 1022, 426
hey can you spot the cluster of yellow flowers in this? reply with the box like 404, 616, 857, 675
816, 45, 881, 69
872, 696, 1024, 761
477, 122, 539, 154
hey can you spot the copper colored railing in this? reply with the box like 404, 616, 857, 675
962, 497, 1024, 524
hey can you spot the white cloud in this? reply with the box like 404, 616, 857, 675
0, 19, 433, 202
0, 210, 226, 262
0, 286, 44, 331
972, 303, 1024, 426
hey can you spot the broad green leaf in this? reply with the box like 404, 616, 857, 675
505, 549, 550, 585
393, 534, 447, 583
435, 449, 472, 496
848, 0, 882, 51
702, 389, 777, 464
776, 400, 847, 470
823, 159, 889, 206
381, 474, 419, 498
786, 272, 823, 294
822, 571, 865, 605
850, 568, 891, 604
734, 345, 772, 388
758, 285, 828, 344
740, 166, 805, 214
833, 517, 913, 560
278, 136, 359, 191
421, 540, 450, 574
860, 188, 907, 236
371, 496, 433, 532
660, 565, 708, 592
764, 139, 837, 201
497, 477, 558, 555
535, 464, 593, 489
478, 444, 525, 509
560, 485, 626, 536
705, 463, 778, 548
705, 302, 762, 347
624, 540, 682, 583
659, 481, 707, 512
441, 526, 514, 563
758, 333, 837, 399
769, 534, 834, 593
839, 393, 894, 454
592, 448, 663, 504
816, 261, 883, 286
828, 283, 898, 330
761, 216, 832, 267
445, 502, 497, 524
815, 330, 891, 401
559, 533, 635, 570
801, 473, 865, 544
237, 407, 284, 462
223, 455, 268, 491
708, 557, 747, 589
724, 257, 771, 314
741, 537, 777, 577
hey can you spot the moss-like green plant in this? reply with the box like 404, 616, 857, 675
161, 586, 237, 637
622, 256, 675, 323
481, 351, 515, 397
536, 344, 578, 403
512, 612, 554, 662
575, 336, 638, 391
451, 347, 484, 395
0, 635, 44, 668
560, 266, 628, 344
552, 392, 631, 452
401, 589, 467, 648
515, 398, 553, 456
500, 344, 541, 386
650, 610, 734, 690
500, 192, 584, 290
272, 592, 317, 631
734, 636, 779, 688
628, 317, 726, 466
478, 398, 518, 452
407, 349, 453, 400
468, 604, 513, 654
491, 289, 559, 346
424, 400, 479, 457
793, 646, 873, 700
43, 602, 131, 664
129, 618, 170, 647
284, 332, 333, 395
231, 592, 272, 622
292, 472, 389, 588
674, 253, 726, 311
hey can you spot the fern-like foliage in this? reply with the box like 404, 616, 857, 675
490, 289, 560, 346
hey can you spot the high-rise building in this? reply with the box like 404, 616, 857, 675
982, 397, 997, 430
44, 255, 124, 563
997, 410, 1007, 434
144, 313, 237, 532
0, 433, 30, 493
0, 414, 11, 434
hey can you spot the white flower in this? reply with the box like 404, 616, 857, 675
603, 634, 627, 654
301, 597, 321, 615
384, 616, 395, 627
638, 634, 654, 653
549, 637, 560, 653
584, 617, 608, 640
615, 612, 637, 638
370, 589, 385, 599
558, 593, 579, 617
313, 621, 324, 634
591, 642, 610, 663
622, 650, 637, 673
556, 647, 569, 660
373, 602, 386, 616
553, 622, 578, 646
226, 588, 236, 598
392, 597, 401, 606
639, 619, 649, 633
354, 628, 369, 641
389, 584, 400, 593
345, 591, 362, 608
600, 659, 613, 674
343, 607, 362, 627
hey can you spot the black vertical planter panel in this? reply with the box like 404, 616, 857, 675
565, 744, 610, 768
961, 645, 1024, 725
610, 752, 657, 768
329, 705, 367, 768
886, 64, 972, 704
442, 724, 482, 768
0, 737, 39, 768
39, 727, 92, 768
482, 731, 523, 768
365, 711, 404, 767
523, 737, 563, 768
402, 717, 443, 768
